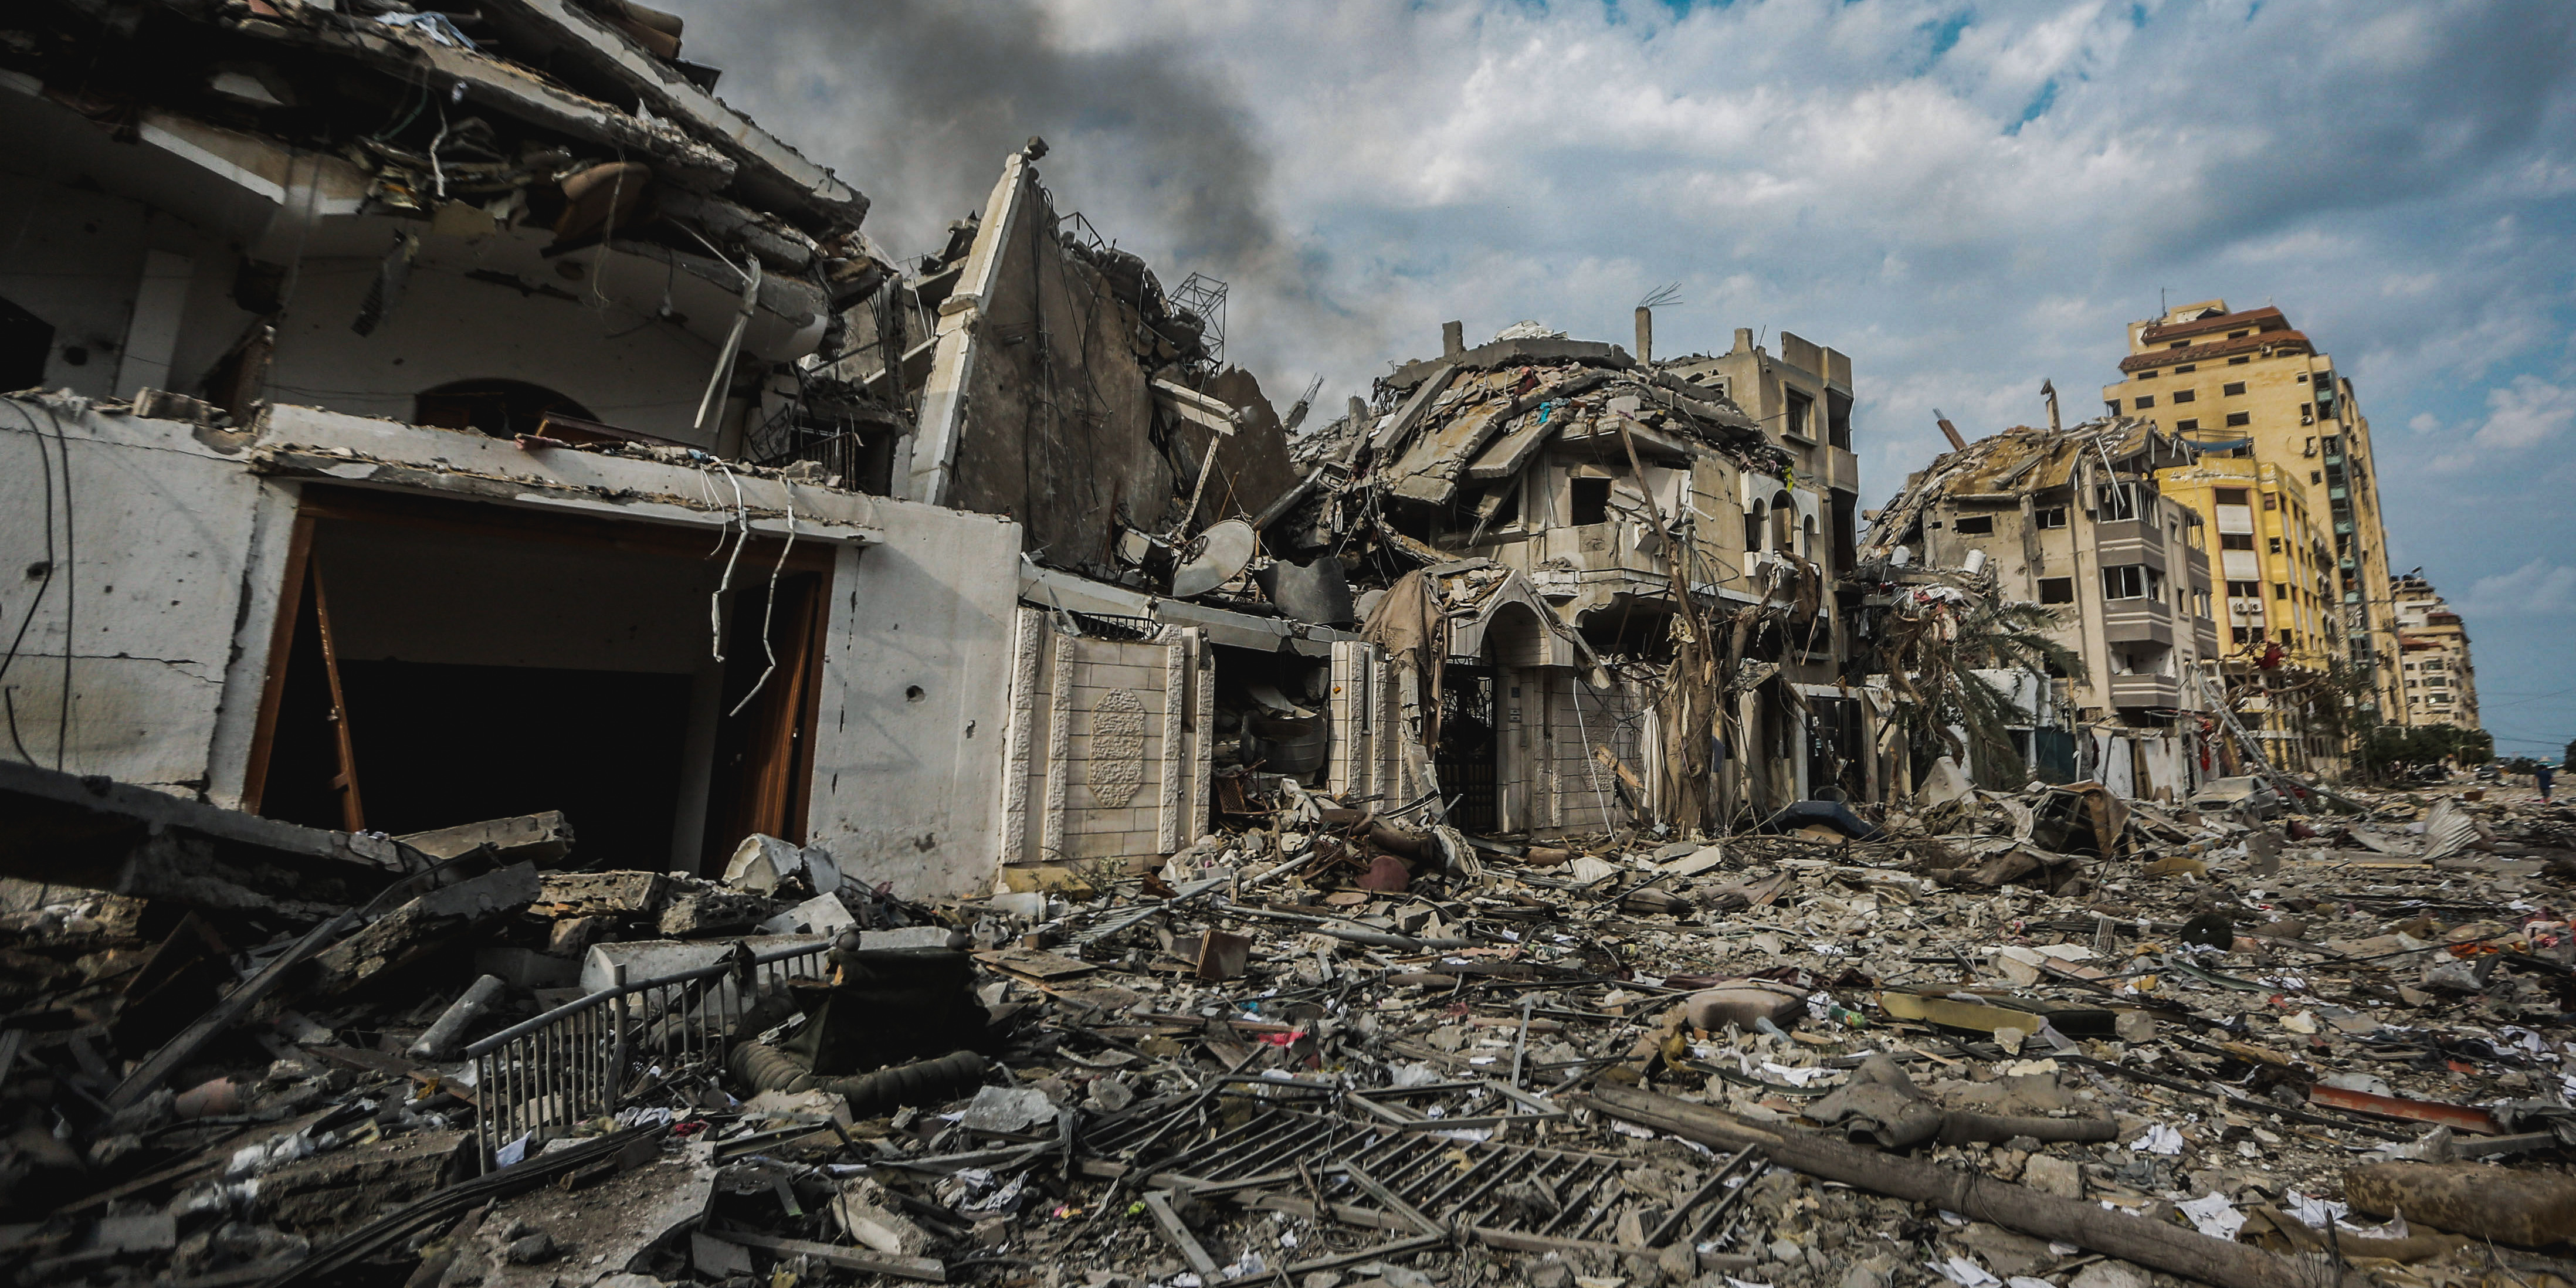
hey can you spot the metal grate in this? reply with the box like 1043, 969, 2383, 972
1128, 1098, 1751, 1257
465, 940, 831, 1171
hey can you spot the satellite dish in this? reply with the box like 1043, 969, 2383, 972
1171, 520, 1256, 597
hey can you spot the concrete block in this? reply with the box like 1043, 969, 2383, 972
534, 871, 666, 917
757, 893, 859, 937
581, 934, 829, 994
473, 944, 581, 991
255, 1130, 471, 1233
656, 878, 770, 936
395, 812, 573, 866
310, 863, 540, 995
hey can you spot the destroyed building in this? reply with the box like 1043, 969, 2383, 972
1253, 317, 1873, 836
0, 0, 1043, 895
10, 13, 2576, 1287
1860, 417, 2221, 799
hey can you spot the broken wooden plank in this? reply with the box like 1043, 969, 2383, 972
1139, 1191, 1220, 1277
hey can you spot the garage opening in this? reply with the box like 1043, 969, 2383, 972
245, 489, 832, 871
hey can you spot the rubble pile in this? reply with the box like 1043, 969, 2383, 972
9, 760, 2576, 1288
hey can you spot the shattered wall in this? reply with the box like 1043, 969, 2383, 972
0, 397, 1023, 897
907, 151, 1290, 573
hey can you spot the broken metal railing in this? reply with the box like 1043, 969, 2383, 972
464, 940, 831, 1172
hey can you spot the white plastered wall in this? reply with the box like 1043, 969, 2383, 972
0, 398, 1025, 899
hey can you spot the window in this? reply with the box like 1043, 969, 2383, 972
2172, 389, 2197, 404
2101, 564, 2161, 600
2273, 584, 2289, 600
2168, 340, 2188, 349
2227, 580, 2259, 596
2038, 577, 2075, 604
2262, 494, 2277, 510
2296, 372, 2309, 383
2104, 399, 2121, 415
2277, 628, 2294, 645
2133, 394, 2154, 408
1953, 514, 1994, 535
2268, 537, 2283, 554
2035, 506, 2067, 529
2232, 626, 2252, 644
1745, 501, 1765, 551
1784, 390, 1815, 440
2310, 470, 2321, 484
2175, 419, 2199, 431
2175, 364, 2196, 373
2221, 533, 2255, 550
2214, 488, 2248, 505
2228, 355, 2250, 365
2225, 411, 2251, 427
2228, 330, 2249, 340
1571, 477, 1612, 526
2222, 381, 2246, 396
2138, 370, 2158, 379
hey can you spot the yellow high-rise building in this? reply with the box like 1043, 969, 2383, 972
2100, 300, 2402, 729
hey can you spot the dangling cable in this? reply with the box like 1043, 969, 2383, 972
708, 460, 751, 662
726, 482, 798, 717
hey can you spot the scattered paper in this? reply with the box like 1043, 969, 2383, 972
2178, 1194, 2246, 1240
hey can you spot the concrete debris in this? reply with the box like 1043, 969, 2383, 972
15, 754, 2573, 1288
0, 4, 2550, 1287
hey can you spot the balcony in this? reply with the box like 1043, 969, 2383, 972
2110, 673, 2182, 710
2103, 597, 2175, 645
2194, 616, 2220, 656
2094, 518, 2170, 572
1822, 445, 1862, 494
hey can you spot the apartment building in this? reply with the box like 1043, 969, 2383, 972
1868, 418, 2219, 801
2392, 574, 2480, 730
2099, 300, 2401, 723
2155, 461, 2341, 667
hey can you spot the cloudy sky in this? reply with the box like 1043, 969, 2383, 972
669, 0, 2576, 761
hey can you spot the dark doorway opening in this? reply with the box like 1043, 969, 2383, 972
1436, 665, 1499, 832
0, 294, 53, 391
247, 489, 831, 870
1805, 695, 1866, 801
335, 660, 691, 860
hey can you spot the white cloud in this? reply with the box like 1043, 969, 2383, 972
2472, 375, 2576, 452
2460, 558, 2576, 618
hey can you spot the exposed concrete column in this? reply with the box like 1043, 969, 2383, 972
116, 249, 193, 398
1634, 307, 1653, 365
1442, 320, 1463, 358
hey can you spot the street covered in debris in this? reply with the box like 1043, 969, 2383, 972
12, 761, 2576, 1288
4, 0, 2571, 1286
